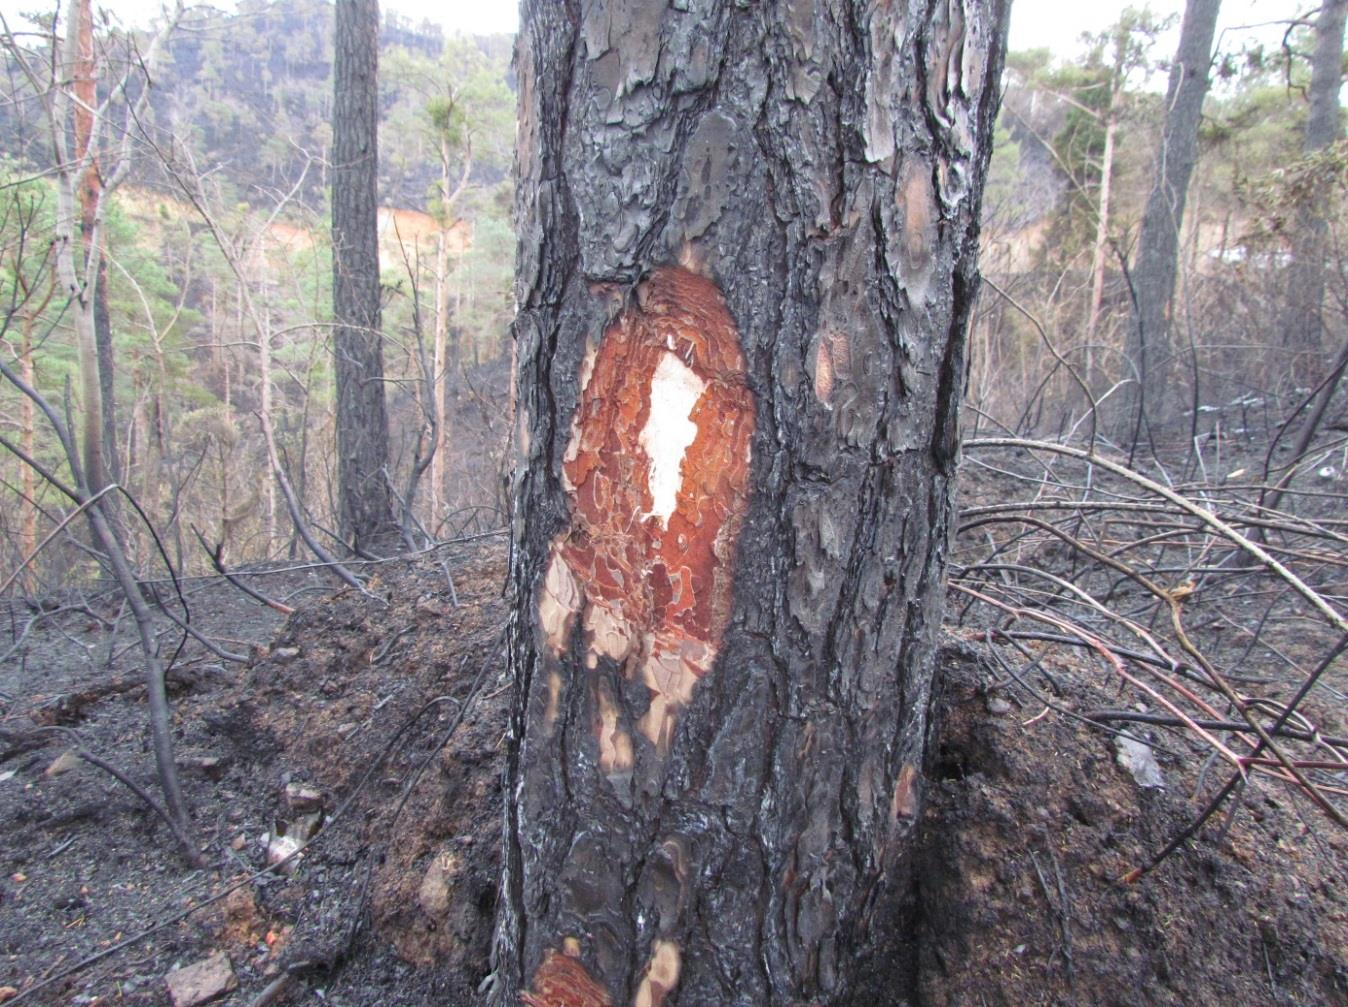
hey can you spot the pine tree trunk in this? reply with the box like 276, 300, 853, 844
331, 0, 395, 550
1283, 0, 1347, 382
1122, 0, 1220, 439
494, 3, 1009, 1004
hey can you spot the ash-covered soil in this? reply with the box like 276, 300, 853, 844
0, 537, 509, 1006
0, 528, 1344, 1005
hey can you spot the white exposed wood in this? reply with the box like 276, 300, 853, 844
639, 351, 705, 525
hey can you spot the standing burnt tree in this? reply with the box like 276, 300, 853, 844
495, 1, 1009, 1004
332, 0, 396, 550
1282, 0, 1348, 378
1123, 0, 1221, 440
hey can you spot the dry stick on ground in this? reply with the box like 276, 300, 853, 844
959, 439, 1348, 874
1163, 589, 1348, 828
190, 525, 295, 615
956, 576, 1348, 851
153, 606, 248, 664
244, 975, 293, 1007
965, 439, 1348, 634
1122, 632, 1348, 881
28, 725, 201, 859
953, 583, 1243, 765
959, 503, 1344, 820
1086, 710, 1348, 753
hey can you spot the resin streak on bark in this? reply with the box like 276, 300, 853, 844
539, 267, 754, 753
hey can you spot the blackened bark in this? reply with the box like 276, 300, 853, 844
331, 0, 395, 549
1121, 0, 1220, 438
1283, 0, 1347, 371
495, 2, 1009, 1005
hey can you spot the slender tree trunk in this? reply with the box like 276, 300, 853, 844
144, 330, 172, 547
1084, 90, 1118, 383
493, 3, 1009, 1004
12, 267, 54, 594
61, 0, 107, 496
70, 0, 121, 489
1121, 0, 1221, 439
1283, 0, 1347, 382
331, 0, 395, 550
431, 225, 450, 516
430, 130, 470, 522
95, 259, 118, 483
259, 305, 277, 551
19, 318, 38, 593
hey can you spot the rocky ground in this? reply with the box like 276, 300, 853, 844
0, 503, 1345, 1005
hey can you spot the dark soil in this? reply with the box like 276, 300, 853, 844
919, 640, 1347, 1007
1, 527, 1345, 1005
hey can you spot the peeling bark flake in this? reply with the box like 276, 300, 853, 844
522, 946, 612, 1007
596, 682, 635, 780
811, 331, 852, 406
633, 940, 682, 1007
891, 762, 920, 820
900, 165, 936, 270
539, 550, 582, 657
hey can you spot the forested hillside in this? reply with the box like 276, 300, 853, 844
1, 0, 515, 583
976, 19, 1333, 440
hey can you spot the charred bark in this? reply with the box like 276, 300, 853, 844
1122, 0, 1220, 439
331, 0, 396, 550
495, 2, 1009, 1005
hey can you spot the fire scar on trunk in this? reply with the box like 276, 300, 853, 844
537, 266, 755, 755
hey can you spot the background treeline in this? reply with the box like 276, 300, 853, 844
1, 0, 515, 589
975, 10, 1347, 447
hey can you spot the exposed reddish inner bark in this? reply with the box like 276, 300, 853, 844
540, 266, 755, 750
522, 947, 613, 1007
527, 267, 754, 1006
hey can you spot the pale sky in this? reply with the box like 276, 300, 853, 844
5, 0, 1302, 62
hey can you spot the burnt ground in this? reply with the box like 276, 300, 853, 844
0, 520, 1345, 1004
